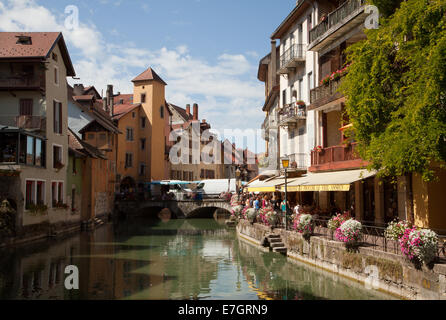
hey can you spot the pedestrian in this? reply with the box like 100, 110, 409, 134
254, 196, 261, 211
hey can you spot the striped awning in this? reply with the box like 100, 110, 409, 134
279, 169, 377, 192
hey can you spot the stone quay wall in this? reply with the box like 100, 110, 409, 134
236, 220, 446, 300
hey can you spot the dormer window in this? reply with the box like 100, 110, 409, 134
16, 35, 32, 45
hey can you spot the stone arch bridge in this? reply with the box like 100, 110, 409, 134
116, 199, 233, 219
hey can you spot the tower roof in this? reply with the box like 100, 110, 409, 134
132, 67, 167, 85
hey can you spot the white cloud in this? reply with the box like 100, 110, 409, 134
0, 0, 265, 152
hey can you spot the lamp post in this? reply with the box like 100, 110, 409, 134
281, 156, 290, 230
235, 167, 241, 196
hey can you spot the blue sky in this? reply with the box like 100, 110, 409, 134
0, 0, 296, 153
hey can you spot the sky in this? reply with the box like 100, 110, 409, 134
0, 0, 296, 153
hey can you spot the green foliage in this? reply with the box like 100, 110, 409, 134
370, 0, 403, 17
341, 0, 446, 181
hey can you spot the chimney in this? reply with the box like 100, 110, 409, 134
106, 84, 114, 117
186, 104, 191, 116
193, 103, 198, 121
270, 40, 277, 89
73, 84, 85, 96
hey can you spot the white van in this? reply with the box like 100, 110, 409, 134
195, 179, 237, 198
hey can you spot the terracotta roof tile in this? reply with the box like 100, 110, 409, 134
132, 67, 167, 85
113, 94, 133, 105
0, 32, 75, 76
113, 103, 141, 120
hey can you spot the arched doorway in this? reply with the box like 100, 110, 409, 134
119, 176, 136, 200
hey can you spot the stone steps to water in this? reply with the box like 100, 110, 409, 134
273, 247, 287, 254
265, 234, 287, 255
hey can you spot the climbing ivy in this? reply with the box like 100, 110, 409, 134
340, 0, 446, 181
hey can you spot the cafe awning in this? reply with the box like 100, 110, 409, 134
246, 176, 298, 192
280, 169, 377, 192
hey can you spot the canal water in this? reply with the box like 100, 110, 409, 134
0, 217, 396, 300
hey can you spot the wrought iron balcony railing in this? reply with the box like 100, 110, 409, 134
310, 76, 343, 105
279, 103, 306, 126
278, 44, 305, 74
309, 0, 366, 45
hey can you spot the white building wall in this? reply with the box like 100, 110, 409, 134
278, 5, 319, 168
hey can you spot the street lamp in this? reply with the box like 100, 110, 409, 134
235, 167, 241, 195
281, 156, 290, 230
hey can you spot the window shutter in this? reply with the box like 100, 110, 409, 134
20, 99, 33, 116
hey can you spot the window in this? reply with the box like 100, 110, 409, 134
160, 106, 164, 119
72, 156, 77, 174
16, 35, 32, 45
26, 180, 35, 207
71, 188, 76, 211
51, 181, 64, 207
99, 133, 106, 142
140, 138, 146, 150
54, 66, 59, 86
141, 93, 146, 103
139, 163, 145, 176
52, 52, 58, 61
53, 101, 62, 134
282, 90, 287, 106
141, 117, 146, 128
88, 133, 95, 140
26, 136, 35, 165
35, 139, 44, 167
19, 99, 33, 116
298, 79, 303, 100
58, 182, 63, 203
125, 153, 133, 168
36, 181, 45, 205
26, 180, 45, 208
53, 145, 62, 169
132, 112, 136, 118
126, 128, 134, 141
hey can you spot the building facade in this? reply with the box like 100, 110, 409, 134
0, 32, 78, 236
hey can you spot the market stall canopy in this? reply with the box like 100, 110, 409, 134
246, 176, 298, 192
280, 169, 377, 192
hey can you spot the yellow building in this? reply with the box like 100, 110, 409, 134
112, 67, 170, 196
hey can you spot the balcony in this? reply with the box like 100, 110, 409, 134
310, 143, 366, 172
308, 0, 366, 52
0, 115, 46, 132
288, 153, 308, 171
278, 44, 305, 74
279, 102, 306, 127
0, 75, 45, 91
310, 76, 344, 109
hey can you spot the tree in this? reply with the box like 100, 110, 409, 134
341, 0, 446, 182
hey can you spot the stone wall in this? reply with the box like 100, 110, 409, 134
237, 220, 446, 300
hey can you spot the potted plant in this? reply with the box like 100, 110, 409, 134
246, 208, 257, 224
335, 218, 363, 249
327, 213, 349, 235
314, 145, 323, 153
384, 219, 410, 241
230, 205, 243, 221
265, 210, 278, 228
295, 100, 306, 107
294, 214, 314, 240
400, 227, 438, 266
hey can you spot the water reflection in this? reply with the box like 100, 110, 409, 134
0, 218, 396, 300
